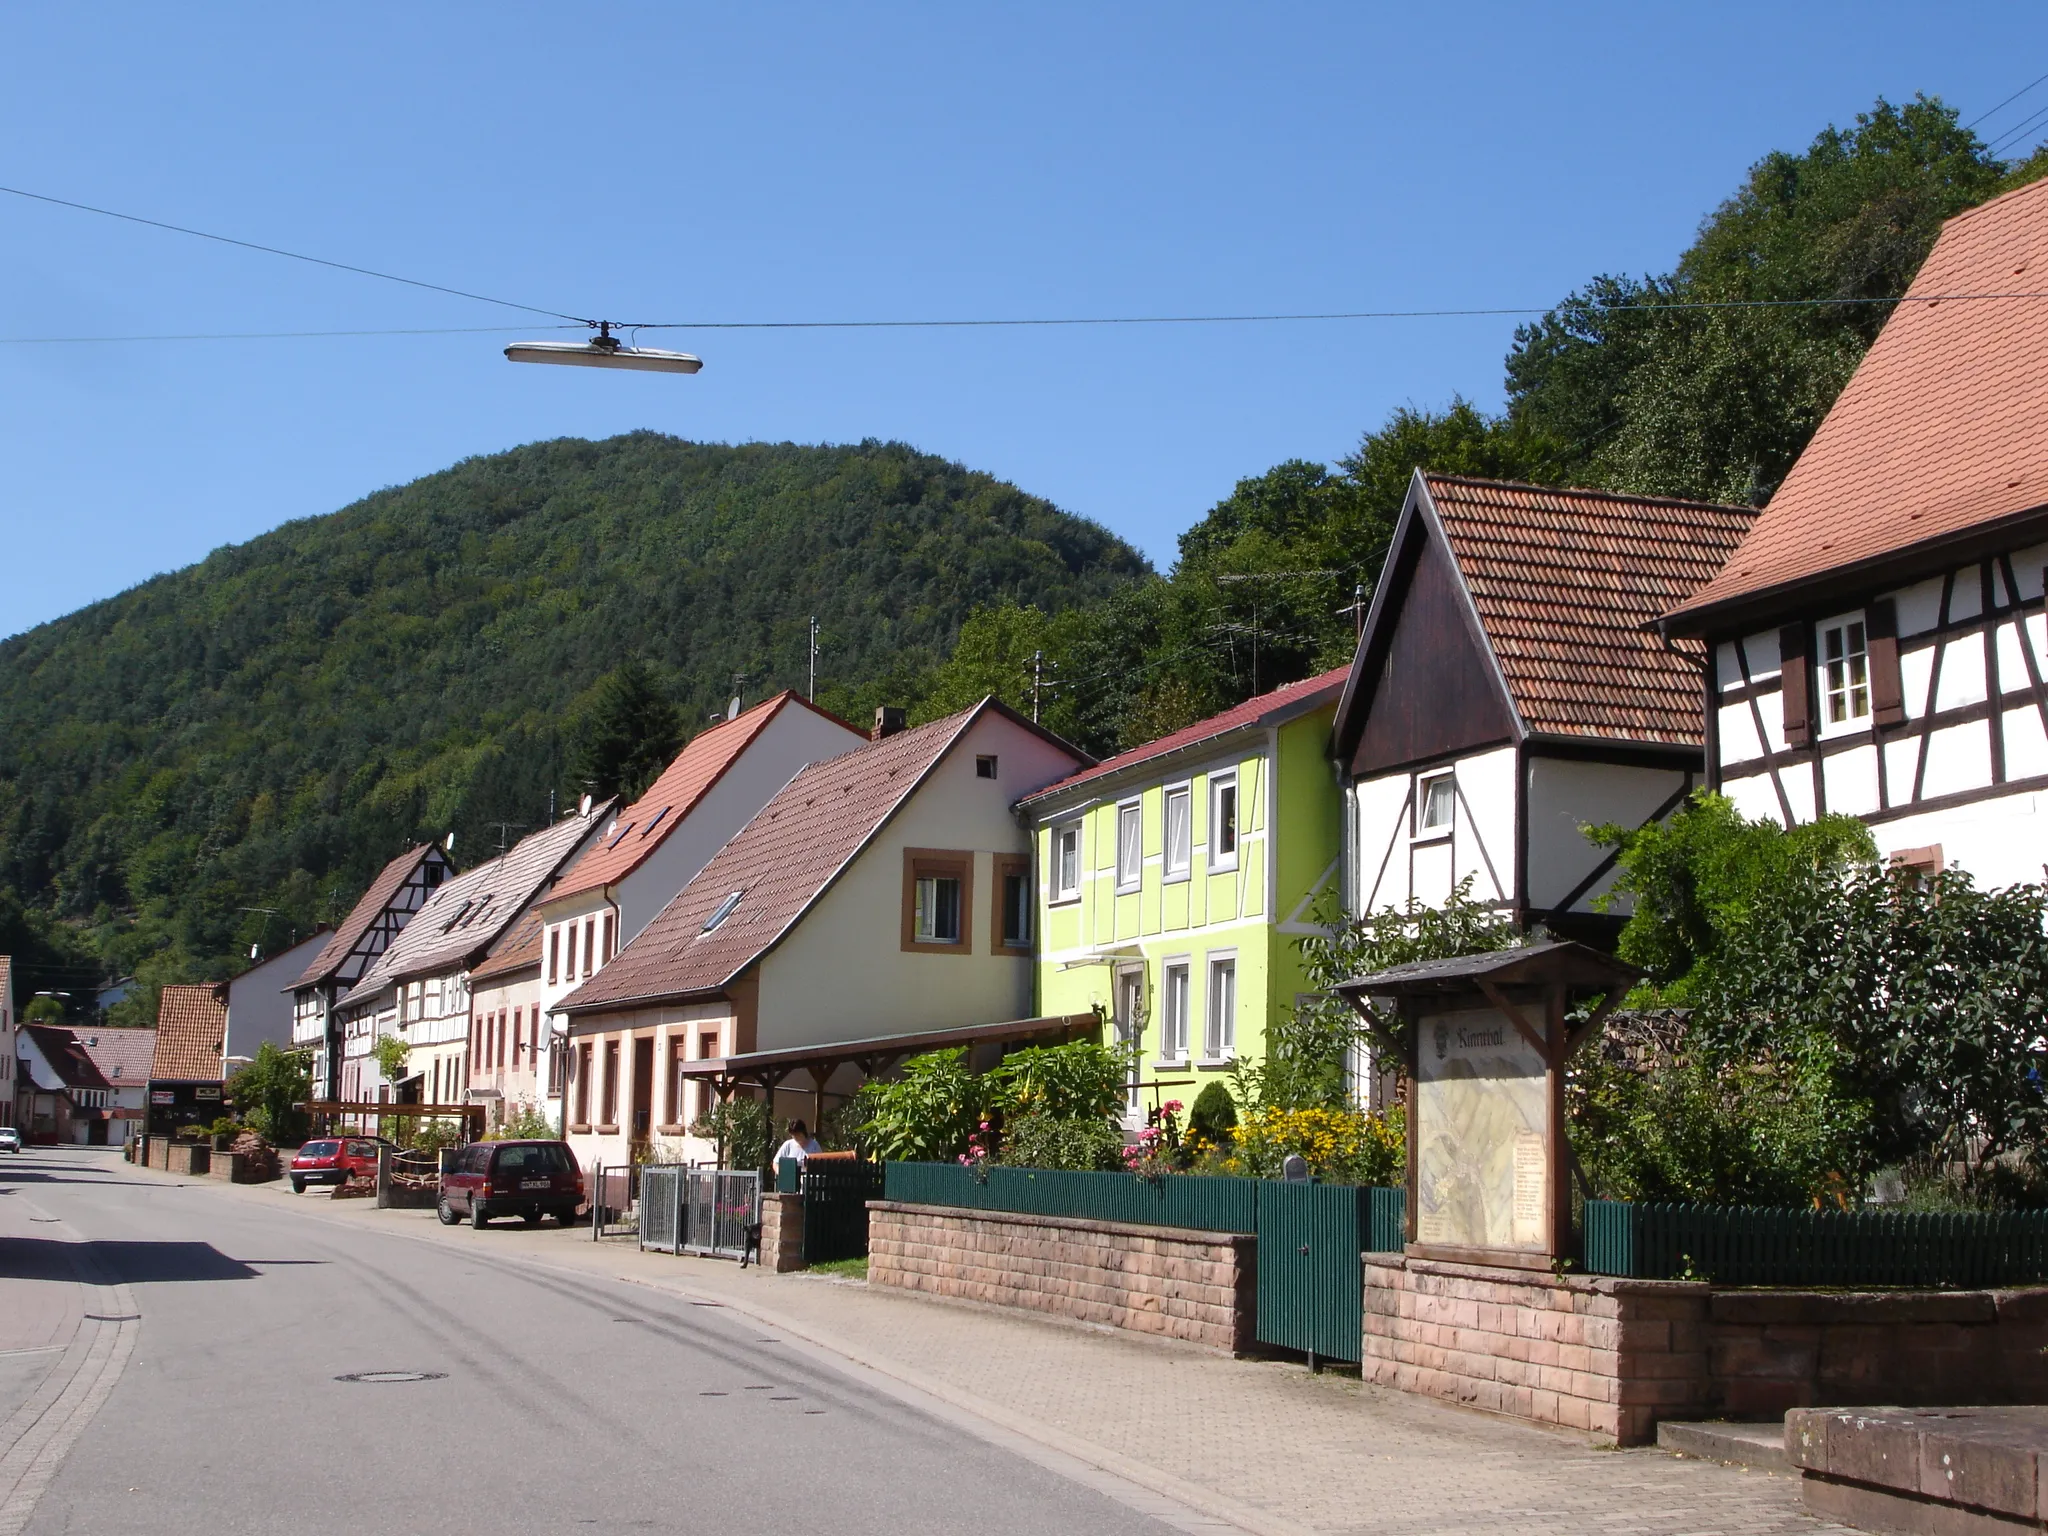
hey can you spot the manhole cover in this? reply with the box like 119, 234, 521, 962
335, 1370, 447, 1384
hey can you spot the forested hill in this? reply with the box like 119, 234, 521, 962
0, 434, 1147, 1003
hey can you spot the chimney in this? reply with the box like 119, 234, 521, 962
872, 706, 907, 742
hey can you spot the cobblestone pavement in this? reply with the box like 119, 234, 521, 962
219, 1178, 1858, 1536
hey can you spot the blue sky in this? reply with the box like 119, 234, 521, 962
4, 4, 2047, 637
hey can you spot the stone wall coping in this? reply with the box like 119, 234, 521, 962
868, 1200, 1255, 1250
1366, 1252, 1709, 1298
1788, 1405, 2048, 1522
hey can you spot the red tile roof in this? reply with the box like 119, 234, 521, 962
1017, 666, 1352, 807
1421, 475, 1755, 744
560, 699, 1078, 1014
469, 912, 543, 984
72, 1026, 156, 1087
290, 844, 437, 990
152, 985, 227, 1081
547, 692, 854, 905
1668, 176, 2048, 628
23, 1024, 113, 1093
339, 811, 606, 1007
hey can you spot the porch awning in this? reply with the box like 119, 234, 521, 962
673, 1012, 1102, 1098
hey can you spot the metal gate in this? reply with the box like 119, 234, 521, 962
640, 1166, 760, 1260
1252, 1182, 1369, 1365
591, 1164, 638, 1240
799, 1160, 885, 1264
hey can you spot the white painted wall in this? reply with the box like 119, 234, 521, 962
1349, 745, 1517, 913
753, 711, 1080, 1049
1524, 758, 1690, 914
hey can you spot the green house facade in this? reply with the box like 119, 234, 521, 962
1015, 668, 1349, 1124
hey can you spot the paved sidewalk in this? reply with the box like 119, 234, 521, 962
175, 1171, 1849, 1536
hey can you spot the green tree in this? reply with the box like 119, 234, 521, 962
226, 1042, 312, 1144
564, 659, 684, 803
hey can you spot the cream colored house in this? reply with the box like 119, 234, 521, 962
531, 691, 864, 1131
555, 698, 1089, 1168
466, 915, 545, 1130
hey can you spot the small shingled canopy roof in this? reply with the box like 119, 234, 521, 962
1334, 940, 1639, 1002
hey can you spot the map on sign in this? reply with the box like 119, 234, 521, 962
1413, 1007, 1548, 1251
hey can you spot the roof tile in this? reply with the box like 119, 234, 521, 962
1668, 177, 2048, 624
153, 985, 227, 1080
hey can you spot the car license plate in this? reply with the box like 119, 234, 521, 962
520, 1178, 549, 1190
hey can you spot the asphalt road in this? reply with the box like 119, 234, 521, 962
2, 1147, 1174, 1536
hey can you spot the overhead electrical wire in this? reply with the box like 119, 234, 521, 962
10, 180, 2048, 347
1966, 67, 2048, 131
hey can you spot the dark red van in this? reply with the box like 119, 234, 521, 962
437, 1140, 584, 1228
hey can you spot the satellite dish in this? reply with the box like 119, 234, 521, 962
445, 832, 456, 852
506, 323, 701, 374
727, 696, 742, 721
578, 794, 593, 817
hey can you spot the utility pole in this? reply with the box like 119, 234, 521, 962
485, 821, 528, 854
1026, 649, 1062, 723
807, 616, 820, 699
1216, 570, 1346, 694
1336, 582, 1369, 640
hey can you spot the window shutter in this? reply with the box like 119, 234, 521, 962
1779, 623, 1814, 747
1867, 599, 1905, 727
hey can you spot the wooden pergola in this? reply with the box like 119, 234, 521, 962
675, 1011, 1103, 1131
301, 1099, 487, 1138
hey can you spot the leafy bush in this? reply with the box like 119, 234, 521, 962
1188, 1081, 1238, 1147
1221, 1105, 1405, 1186
984, 1040, 1130, 1123
225, 1042, 312, 1145
402, 1117, 464, 1154
493, 1102, 556, 1141
997, 1113, 1126, 1172
689, 1095, 770, 1172
844, 1049, 984, 1163
371, 1035, 412, 1090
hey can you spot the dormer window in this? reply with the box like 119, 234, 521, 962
702, 890, 744, 933
440, 899, 473, 934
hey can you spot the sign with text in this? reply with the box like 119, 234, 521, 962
1413, 1007, 1549, 1253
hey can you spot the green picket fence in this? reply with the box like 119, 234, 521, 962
1582, 1200, 2048, 1287
881, 1162, 1405, 1361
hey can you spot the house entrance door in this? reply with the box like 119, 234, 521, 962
631, 1037, 655, 1139
1113, 963, 1146, 1126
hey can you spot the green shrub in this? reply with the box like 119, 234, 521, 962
844, 1049, 985, 1162
225, 1042, 312, 1145
998, 1113, 1125, 1172
985, 1040, 1130, 1124
494, 1102, 556, 1141
690, 1095, 770, 1171
1188, 1081, 1237, 1147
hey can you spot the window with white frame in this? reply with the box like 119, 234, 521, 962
1204, 955, 1237, 1059
1415, 772, 1455, 837
1163, 786, 1192, 879
1821, 614, 1871, 727
1052, 822, 1081, 902
1210, 773, 1239, 870
1115, 801, 1143, 891
1159, 960, 1190, 1061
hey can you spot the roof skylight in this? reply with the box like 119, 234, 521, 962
701, 890, 744, 933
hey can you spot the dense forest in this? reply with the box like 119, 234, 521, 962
4, 94, 2044, 1017
0, 437, 1144, 1010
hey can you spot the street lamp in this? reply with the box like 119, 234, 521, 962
505, 322, 701, 374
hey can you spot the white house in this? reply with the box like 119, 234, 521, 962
225, 930, 330, 1073
528, 691, 865, 1129
1334, 473, 1754, 945
334, 812, 605, 1112
288, 843, 453, 1101
1663, 178, 2048, 887
554, 698, 1090, 1169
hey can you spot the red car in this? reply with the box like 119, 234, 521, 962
289, 1136, 392, 1193
437, 1139, 584, 1229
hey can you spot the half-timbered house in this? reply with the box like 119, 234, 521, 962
288, 844, 453, 1101
1662, 177, 2048, 884
1334, 473, 1755, 944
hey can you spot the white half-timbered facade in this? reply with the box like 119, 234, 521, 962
287, 844, 452, 1101
1335, 473, 1754, 945
1665, 178, 2048, 886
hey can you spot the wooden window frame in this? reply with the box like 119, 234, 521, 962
1867, 598, 1906, 727
1209, 772, 1239, 871
992, 854, 1033, 953
1114, 799, 1144, 893
1818, 611, 1873, 734
1050, 822, 1082, 903
547, 927, 560, 985
1162, 783, 1193, 882
902, 849, 974, 953
1781, 622, 1815, 746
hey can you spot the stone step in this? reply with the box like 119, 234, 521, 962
1658, 1420, 1790, 1473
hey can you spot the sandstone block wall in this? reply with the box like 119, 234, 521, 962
758, 1192, 806, 1272
1365, 1253, 2048, 1446
868, 1200, 1256, 1354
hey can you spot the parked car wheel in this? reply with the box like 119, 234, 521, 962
520, 1208, 541, 1226
437, 1196, 461, 1226
290, 1177, 305, 1194
471, 1199, 490, 1229
557, 1206, 580, 1226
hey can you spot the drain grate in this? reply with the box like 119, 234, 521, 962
335, 1370, 447, 1384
